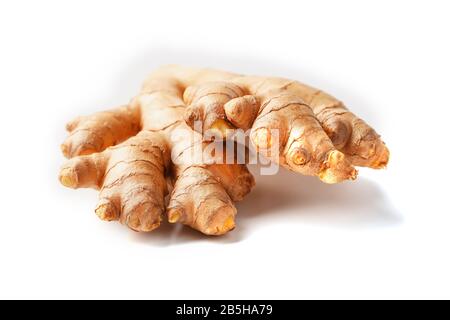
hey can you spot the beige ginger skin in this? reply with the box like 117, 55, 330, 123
59, 65, 389, 235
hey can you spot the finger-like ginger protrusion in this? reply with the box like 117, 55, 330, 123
341, 117, 390, 168
167, 166, 238, 236
318, 150, 358, 184
61, 105, 141, 158
95, 198, 120, 221
300, 89, 390, 168
183, 81, 246, 138
224, 95, 259, 130
182, 70, 389, 172
59, 152, 108, 189
207, 163, 255, 202
95, 131, 169, 232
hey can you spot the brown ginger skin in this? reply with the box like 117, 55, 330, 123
177, 66, 389, 183
59, 65, 389, 235
60, 74, 255, 235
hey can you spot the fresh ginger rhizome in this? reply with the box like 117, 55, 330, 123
59, 65, 389, 235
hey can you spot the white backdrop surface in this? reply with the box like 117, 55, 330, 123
0, 0, 448, 299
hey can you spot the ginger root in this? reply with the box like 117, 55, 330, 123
59, 65, 389, 235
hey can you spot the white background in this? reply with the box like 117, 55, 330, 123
0, 0, 449, 299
